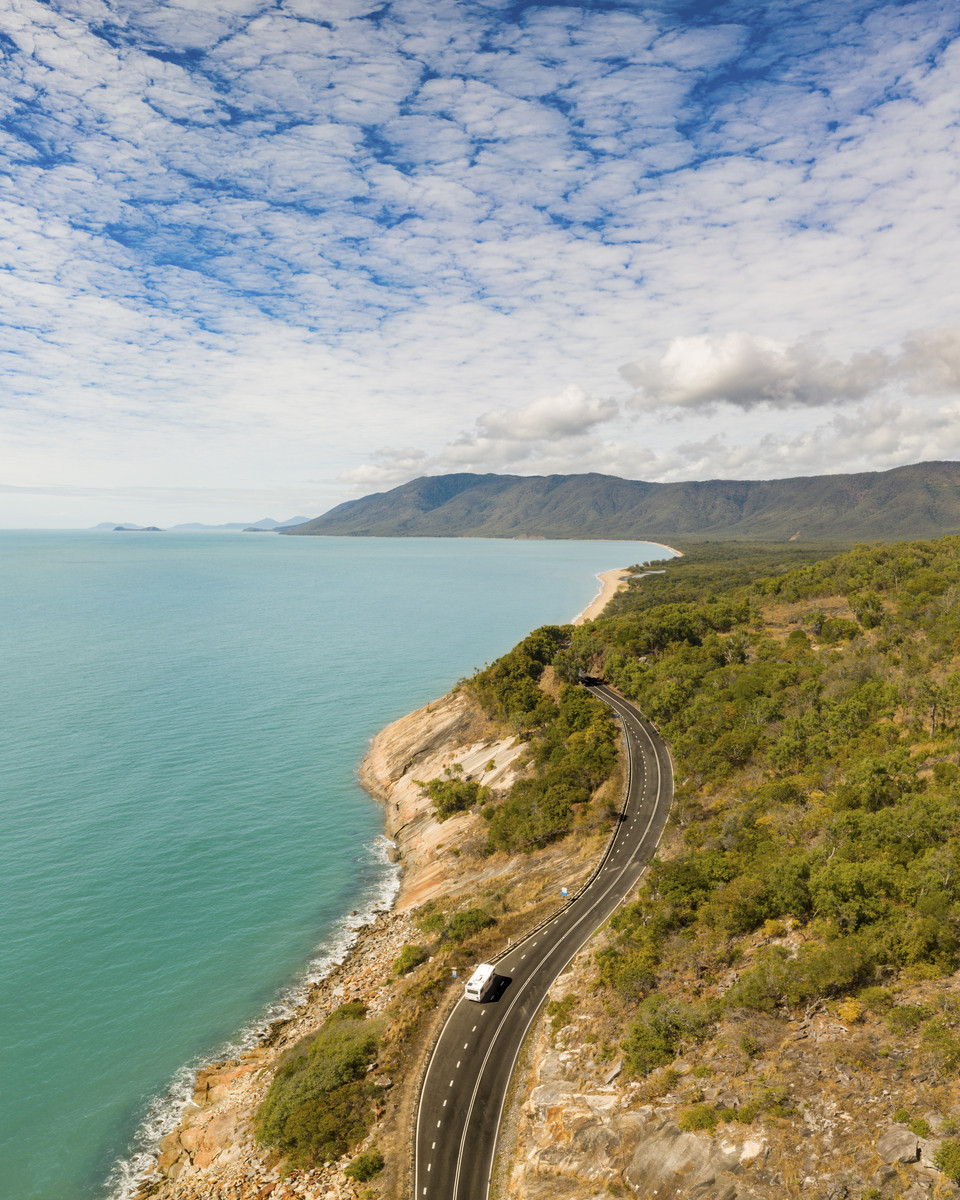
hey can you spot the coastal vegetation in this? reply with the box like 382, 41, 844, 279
254, 1002, 383, 1169
573, 535, 960, 1104
253, 533, 960, 1188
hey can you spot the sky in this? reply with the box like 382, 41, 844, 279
1, 0, 959, 527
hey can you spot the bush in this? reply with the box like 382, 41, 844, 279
444, 907, 495, 944
837, 998, 865, 1024
677, 1103, 718, 1132
934, 1141, 960, 1183
909, 1118, 932, 1138
886, 1004, 929, 1033
623, 996, 713, 1076
547, 993, 577, 1037
255, 1014, 382, 1167
344, 1148, 385, 1182
416, 774, 490, 821
858, 986, 893, 1013
393, 944, 429, 975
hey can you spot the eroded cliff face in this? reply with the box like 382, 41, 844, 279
359, 688, 528, 908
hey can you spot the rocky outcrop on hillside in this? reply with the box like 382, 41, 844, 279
503, 958, 960, 1200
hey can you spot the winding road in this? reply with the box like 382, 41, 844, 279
413, 684, 673, 1200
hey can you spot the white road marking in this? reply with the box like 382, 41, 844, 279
472, 1025, 477, 1031
443, 1100, 447, 1107
457, 1060, 461, 1067
449, 1079, 454, 1086
464, 1042, 468, 1049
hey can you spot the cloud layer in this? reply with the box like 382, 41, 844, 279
1, 0, 959, 523
621, 329, 960, 412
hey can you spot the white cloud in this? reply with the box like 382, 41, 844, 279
1, 0, 960, 524
475, 386, 618, 441
621, 328, 960, 412
621, 332, 889, 410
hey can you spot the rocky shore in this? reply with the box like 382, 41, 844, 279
133, 688, 531, 1200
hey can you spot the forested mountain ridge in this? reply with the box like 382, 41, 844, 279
284, 460, 960, 542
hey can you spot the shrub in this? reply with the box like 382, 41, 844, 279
858, 986, 893, 1013
416, 774, 490, 821
886, 1004, 929, 1033
837, 998, 865, 1024
547, 993, 577, 1037
255, 1014, 382, 1167
909, 1118, 932, 1138
623, 996, 713, 1076
329, 1001, 367, 1022
393, 944, 429, 975
922, 1019, 960, 1073
443, 907, 495, 944
677, 1104, 718, 1132
344, 1148, 385, 1182
894, 1108, 912, 1124
934, 1141, 960, 1183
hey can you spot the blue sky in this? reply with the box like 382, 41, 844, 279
2, 0, 959, 525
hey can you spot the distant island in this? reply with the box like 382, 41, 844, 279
91, 517, 311, 533
281, 460, 960, 543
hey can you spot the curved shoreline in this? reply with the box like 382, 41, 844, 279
572, 567, 631, 624
571, 543, 681, 626
122, 551, 675, 1198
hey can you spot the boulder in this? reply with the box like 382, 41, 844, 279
876, 1125, 920, 1164
918, 1136, 943, 1169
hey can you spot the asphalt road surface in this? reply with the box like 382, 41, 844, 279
414, 684, 673, 1200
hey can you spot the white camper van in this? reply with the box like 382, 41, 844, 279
464, 962, 497, 1002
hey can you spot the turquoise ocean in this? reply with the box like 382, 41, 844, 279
0, 532, 672, 1200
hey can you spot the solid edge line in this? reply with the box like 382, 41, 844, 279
476, 691, 672, 1200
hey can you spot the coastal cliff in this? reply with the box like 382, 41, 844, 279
133, 688, 537, 1200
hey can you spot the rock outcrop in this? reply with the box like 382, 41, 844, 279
503, 960, 960, 1200
359, 689, 527, 908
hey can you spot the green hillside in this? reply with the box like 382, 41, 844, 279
284, 461, 960, 542
471, 535, 960, 1193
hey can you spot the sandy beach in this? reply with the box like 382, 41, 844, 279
572, 543, 683, 625
572, 567, 631, 624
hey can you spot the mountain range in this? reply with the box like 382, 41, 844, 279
281, 461, 960, 543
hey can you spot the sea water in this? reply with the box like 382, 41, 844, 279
0, 531, 673, 1200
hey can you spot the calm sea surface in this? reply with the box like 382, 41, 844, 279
0, 531, 672, 1200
